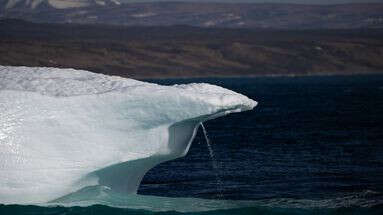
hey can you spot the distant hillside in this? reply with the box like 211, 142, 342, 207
1, 19, 383, 78
2, 0, 121, 10
1, 2, 383, 29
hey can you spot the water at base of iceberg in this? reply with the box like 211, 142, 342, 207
1, 187, 382, 215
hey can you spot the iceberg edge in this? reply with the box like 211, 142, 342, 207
0, 66, 256, 204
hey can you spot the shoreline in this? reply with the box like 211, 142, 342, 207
2, 64, 382, 81
136, 71, 383, 81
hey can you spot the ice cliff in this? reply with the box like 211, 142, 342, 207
0, 66, 256, 204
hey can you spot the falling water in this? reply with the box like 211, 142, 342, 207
200, 123, 224, 199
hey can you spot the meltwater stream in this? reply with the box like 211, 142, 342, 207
200, 123, 224, 199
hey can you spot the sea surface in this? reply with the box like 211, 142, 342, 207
2, 75, 383, 214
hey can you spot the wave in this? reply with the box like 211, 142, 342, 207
1, 193, 382, 215
14, 186, 380, 214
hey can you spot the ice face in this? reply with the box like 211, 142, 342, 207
0, 66, 256, 204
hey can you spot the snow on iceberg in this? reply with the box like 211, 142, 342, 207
0, 66, 256, 204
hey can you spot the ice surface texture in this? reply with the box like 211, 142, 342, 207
0, 66, 256, 204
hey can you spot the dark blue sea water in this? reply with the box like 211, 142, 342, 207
2, 75, 383, 214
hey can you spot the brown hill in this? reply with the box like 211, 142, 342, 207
1, 20, 383, 78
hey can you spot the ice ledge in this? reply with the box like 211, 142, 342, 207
0, 66, 256, 204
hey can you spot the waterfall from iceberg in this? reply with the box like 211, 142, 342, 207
200, 122, 224, 199
0, 66, 257, 205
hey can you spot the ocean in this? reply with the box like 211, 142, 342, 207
1, 75, 383, 214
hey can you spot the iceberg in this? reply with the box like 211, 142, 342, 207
0, 66, 256, 204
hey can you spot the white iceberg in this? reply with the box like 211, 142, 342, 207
0, 66, 256, 204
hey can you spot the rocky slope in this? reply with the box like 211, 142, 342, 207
1, 19, 382, 78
